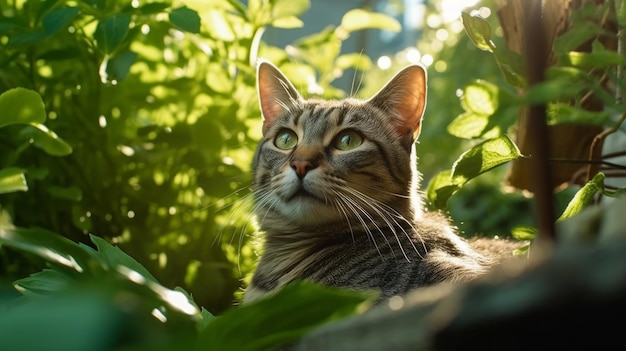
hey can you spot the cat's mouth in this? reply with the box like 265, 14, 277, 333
287, 188, 321, 202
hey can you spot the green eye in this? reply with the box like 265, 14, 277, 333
274, 129, 298, 149
333, 130, 363, 151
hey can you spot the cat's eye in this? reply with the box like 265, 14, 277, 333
274, 129, 298, 149
333, 130, 363, 151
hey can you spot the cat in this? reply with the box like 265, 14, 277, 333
243, 59, 514, 303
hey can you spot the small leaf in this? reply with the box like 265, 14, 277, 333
169, 6, 201, 34
105, 50, 137, 81
136, 2, 169, 15
27, 123, 73, 156
561, 50, 626, 69
511, 226, 537, 241
554, 22, 607, 54
0, 88, 46, 128
451, 135, 522, 183
339, 9, 401, 34
271, 0, 310, 21
0, 167, 27, 194
547, 103, 611, 126
461, 12, 494, 52
42, 6, 79, 36
523, 78, 585, 104
271, 16, 304, 29
558, 173, 605, 222
196, 281, 374, 351
94, 13, 131, 54
335, 53, 372, 71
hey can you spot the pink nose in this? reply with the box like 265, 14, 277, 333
291, 159, 316, 179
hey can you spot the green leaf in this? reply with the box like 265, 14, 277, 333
511, 226, 537, 241
451, 135, 522, 183
547, 103, 611, 126
105, 50, 137, 81
169, 6, 201, 34
42, 6, 79, 36
335, 53, 372, 71
339, 9, 401, 34
0, 227, 99, 273
47, 185, 83, 201
196, 281, 374, 351
461, 12, 494, 52
205, 9, 235, 41
523, 78, 585, 104
426, 170, 463, 209
27, 123, 73, 156
271, 16, 304, 29
271, 0, 310, 21
0, 88, 46, 128
461, 80, 499, 115
561, 50, 626, 69
94, 13, 131, 54
492, 48, 526, 88
86, 234, 159, 283
0, 167, 27, 194
558, 173, 605, 222
136, 2, 169, 15
13, 269, 74, 295
447, 112, 491, 139
554, 22, 607, 54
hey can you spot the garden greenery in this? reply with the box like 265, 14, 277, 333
1, 0, 625, 350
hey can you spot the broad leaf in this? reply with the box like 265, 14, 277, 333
426, 170, 463, 209
0, 88, 46, 128
86, 234, 159, 283
511, 226, 537, 241
13, 269, 74, 295
26, 123, 73, 156
558, 173, 605, 222
94, 14, 131, 54
0, 167, 27, 194
169, 6, 201, 34
451, 135, 522, 183
42, 6, 79, 36
460, 80, 499, 116
196, 281, 374, 351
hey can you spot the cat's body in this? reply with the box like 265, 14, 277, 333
244, 60, 510, 303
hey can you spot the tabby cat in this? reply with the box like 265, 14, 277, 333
244, 59, 509, 303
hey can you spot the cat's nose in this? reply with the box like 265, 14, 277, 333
291, 159, 317, 179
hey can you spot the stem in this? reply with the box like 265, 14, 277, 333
524, 0, 556, 246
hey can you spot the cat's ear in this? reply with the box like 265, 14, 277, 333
257, 59, 303, 135
368, 65, 427, 143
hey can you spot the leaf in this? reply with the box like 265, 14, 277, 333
0, 167, 27, 194
271, 0, 310, 21
169, 6, 201, 34
426, 170, 463, 209
42, 6, 79, 36
26, 123, 73, 156
461, 80, 500, 115
554, 22, 608, 54
0, 88, 46, 128
335, 53, 372, 71
558, 173, 605, 222
136, 2, 169, 15
547, 103, 611, 126
523, 78, 585, 104
511, 226, 537, 241
339, 9, 401, 34
271, 16, 304, 29
451, 135, 522, 183
447, 112, 491, 139
94, 13, 131, 54
86, 234, 159, 283
196, 281, 374, 351
47, 185, 83, 201
13, 269, 74, 295
461, 12, 494, 52
105, 50, 137, 81
0, 227, 99, 273
561, 50, 626, 69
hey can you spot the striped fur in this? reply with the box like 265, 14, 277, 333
244, 60, 500, 303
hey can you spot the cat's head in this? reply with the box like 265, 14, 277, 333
252, 59, 427, 229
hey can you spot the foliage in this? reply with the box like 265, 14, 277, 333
426, 1, 626, 242
0, 0, 393, 348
